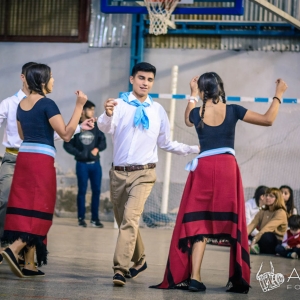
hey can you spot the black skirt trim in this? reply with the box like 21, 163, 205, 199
178, 233, 232, 254
182, 211, 238, 224
178, 233, 250, 269
6, 207, 53, 221
2, 230, 48, 266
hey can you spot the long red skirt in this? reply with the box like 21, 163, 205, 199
152, 154, 250, 291
3, 152, 56, 266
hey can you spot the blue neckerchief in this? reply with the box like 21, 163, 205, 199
120, 92, 152, 130
185, 147, 236, 171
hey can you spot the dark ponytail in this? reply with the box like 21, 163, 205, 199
197, 72, 226, 128
199, 90, 208, 128
212, 72, 226, 104
25, 64, 51, 97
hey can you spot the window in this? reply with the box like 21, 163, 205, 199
0, 0, 90, 42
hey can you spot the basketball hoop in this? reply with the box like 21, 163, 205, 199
144, 0, 180, 35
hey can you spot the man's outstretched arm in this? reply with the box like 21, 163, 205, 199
157, 109, 199, 156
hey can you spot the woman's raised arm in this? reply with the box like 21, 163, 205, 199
185, 76, 199, 127
49, 91, 87, 142
243, 79, 288, 126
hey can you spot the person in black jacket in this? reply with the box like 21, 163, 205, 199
63, 100, 106, 228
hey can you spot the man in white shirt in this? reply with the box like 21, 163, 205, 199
245, 185, 267, 241
97, 62, 199, 286
0, 62, 37, 247
0, 62, 93, 248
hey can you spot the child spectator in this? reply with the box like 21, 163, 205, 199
280, 185, 297, 217
245, 185, 268, 237
275, 215, 300, 259
248, 187, 288, 254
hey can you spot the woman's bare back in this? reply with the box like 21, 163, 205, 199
199, 101, 227, 127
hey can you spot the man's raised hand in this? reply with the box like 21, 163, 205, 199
104, 98, 118, 117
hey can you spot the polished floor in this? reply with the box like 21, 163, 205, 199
0, 218, 299, 300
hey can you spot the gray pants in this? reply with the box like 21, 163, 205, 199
0, 152, 17, 244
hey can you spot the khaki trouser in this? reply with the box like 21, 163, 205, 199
0, 152, 17, 246
109, 167, 156, 274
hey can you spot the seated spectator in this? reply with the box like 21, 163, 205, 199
275, 215, 300, 259
245, 185, 268, 237
280, 185, 298, 217
247, 187, 288, 255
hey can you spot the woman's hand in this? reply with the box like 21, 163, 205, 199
275, 78, 288, 99
242, 78, 288, 126
251, 238, 257, 247
189, 76, 199, 96
75, 90, 88, 106
81, 118, 95, 131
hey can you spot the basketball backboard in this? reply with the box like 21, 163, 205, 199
100, 0, 244, 15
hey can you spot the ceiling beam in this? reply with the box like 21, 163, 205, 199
248, 0, 300, 30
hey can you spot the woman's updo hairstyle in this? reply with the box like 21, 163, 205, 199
25, 63, 51, 96
197, 72, 226, 128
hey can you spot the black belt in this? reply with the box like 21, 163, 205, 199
114, 163, 156, 172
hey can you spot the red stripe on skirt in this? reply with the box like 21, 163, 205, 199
152, 154, 250, 290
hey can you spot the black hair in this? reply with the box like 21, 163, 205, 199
254, 185, 268, 207
288, 215, 300, 230
197, 72, 226, 128
131, 62, 156, 78
280, 185, 295, 216
83, 100, 96, 109
25, 63, 51, 96
21, 62, 37, 75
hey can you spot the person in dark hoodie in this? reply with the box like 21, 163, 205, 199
63, 100, 106, 228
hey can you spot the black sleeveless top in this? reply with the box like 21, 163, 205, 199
189, 104, 247, 154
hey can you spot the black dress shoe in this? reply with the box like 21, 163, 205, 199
0, 253, 3, 264
22, 268, 45, 277
113, 273, 126, 286
2, 248, 24, 278
188, 279, 206, 292
18, 258, 25, 267
126, 261, 147, 279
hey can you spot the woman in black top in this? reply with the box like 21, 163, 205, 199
1, 64, 90, 278
153, 73, 287, 293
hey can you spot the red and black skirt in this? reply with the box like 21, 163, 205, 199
152, 154, 250, 291
2, 143, 57, 266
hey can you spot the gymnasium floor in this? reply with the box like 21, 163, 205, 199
0, 218, 299, 300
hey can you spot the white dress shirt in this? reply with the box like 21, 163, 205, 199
0, 89, 80, 149
97, 92, 199, 166
245, 198, 260, 236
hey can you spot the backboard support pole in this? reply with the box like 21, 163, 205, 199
129, 14, 145, 90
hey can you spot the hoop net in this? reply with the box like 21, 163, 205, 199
144, 0, 180, 35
